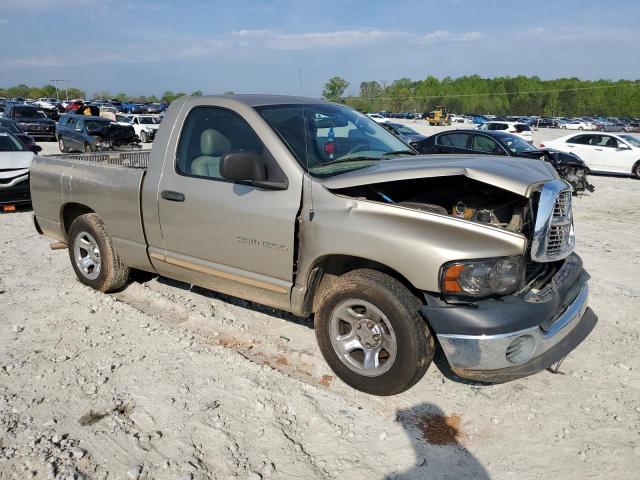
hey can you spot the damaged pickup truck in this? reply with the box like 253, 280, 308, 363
30, 95, 597, 395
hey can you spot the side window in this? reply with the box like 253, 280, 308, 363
594, 136, 619, 148
75, 120, 84, 132
67, 118, 76, 128
437, 133, 470, 148
176, 107, 268, 180
472, 134, 504, 154
567, 135, 590, 145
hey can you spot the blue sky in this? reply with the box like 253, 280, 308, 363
1, 0, 639, 97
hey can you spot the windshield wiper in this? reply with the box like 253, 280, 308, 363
312, 156, 382, 169
383, 149, 417, 156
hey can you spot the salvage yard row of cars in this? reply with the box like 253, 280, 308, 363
368, 110, 640, 132
2, 96, 640, 212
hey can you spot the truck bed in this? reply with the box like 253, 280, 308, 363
30, 151, 152, 271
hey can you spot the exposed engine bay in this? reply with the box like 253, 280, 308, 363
332, 175, 532, 233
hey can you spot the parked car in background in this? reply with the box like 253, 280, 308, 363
0, 118, 41, 153
122, 102, 148, 114
56, 114, 140, 153
476, 121, 533, 143
416, 129, 594, 193
366, 113, 386, 123
2, 104, 56, 141
380, 122, 427, 149
0, 129, 35, 208
127, 114, 161, 142
624, 122, 640, 133
560, 120, 592, 131
536, 118, 558, 128
541, 133, 640, 178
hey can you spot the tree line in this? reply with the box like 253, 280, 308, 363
323, 75, 640, 117
0, 84, 208, 104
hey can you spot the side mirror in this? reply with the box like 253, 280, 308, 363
31, 144, 42, 153
219, 151, 287, 190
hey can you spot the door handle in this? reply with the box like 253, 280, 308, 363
595, 148, 603, 151
161, 190, 185, 202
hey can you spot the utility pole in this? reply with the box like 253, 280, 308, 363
49, 79, 70, 101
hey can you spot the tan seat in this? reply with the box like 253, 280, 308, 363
191, 129, 231, 177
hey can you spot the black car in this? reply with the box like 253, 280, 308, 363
0, 118, 41, 153
380, 122, 428, 149
56, 114, 140, 153
3, 104, 56, 141
415, 129, 594, 194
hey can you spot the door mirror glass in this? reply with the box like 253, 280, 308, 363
31, 144, 42, 153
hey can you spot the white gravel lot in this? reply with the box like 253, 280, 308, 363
1, 142, 639, 479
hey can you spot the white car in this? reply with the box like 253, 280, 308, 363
541, 133, 640, 178
476, 121, 533, 143
559, 120, 594, 131
0, 130, 35, 208
127, 114, 161, 143
366, 113, 387, 123
33, 98, 59, 110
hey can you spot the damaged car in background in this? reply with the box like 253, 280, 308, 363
55, 113, 141, 153
0, 129, 36, 209
31, 95, 597, 395
415, 129, 595, 194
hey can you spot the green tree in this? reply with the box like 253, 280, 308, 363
322, 76, 350, 101
191, 90, 203, 96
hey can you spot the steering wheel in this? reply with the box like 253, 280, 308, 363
345, 143, 370, 155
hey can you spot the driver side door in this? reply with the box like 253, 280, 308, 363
154, 106, 301, 310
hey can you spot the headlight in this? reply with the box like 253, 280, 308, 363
440, 256, 523, 298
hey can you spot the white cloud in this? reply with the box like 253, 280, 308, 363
232, 28, 484, 50
5, 28, 487, 69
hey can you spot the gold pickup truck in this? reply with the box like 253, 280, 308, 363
30, 95, 597, 395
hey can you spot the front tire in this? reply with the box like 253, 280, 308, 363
314, 269, 434, 395
68, 214, 130, 292
140, 131, 148, 143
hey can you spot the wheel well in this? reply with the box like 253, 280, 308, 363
308, 255, 420, 313
62, 203, 95, 238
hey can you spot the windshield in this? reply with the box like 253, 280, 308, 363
0, 121, 21, 133
393, 124, 419, 135
139, 117, 160, 125
13, 107, 46, 119
0, 132, 25, 151
116, 115, 130, 123
501, 135, 537, 154
620, 135, 640, 147
85, 120, 110, 132
258, 103, 412, 177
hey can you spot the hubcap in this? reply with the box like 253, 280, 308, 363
329, 299, 397, 377
73, 231, 101, 280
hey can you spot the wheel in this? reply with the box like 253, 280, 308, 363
633, 161, 640, 179
68, 213, 130, 292
314, 269, 434, 395
58, 137, 68, 153
579, 126, 583, 131
83, 142, 94, 153
140, 131, 148, 143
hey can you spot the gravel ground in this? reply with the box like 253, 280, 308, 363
1, 169, 639, 478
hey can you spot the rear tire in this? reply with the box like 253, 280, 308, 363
314, 269, 434, 395
68, 213, 130, 292
83, 142, 93, 153
58, 137, 68, 153
633, 161, 640, 179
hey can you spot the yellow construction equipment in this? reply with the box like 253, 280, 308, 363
426, 106, 452, 126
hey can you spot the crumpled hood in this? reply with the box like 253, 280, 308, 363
0, 151, 34, 178
320, 154, 559, 196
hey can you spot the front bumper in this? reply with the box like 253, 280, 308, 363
421, 253, 597, 382
0, 176, 31, 206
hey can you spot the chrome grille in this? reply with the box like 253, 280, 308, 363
530, 180, 575, 262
